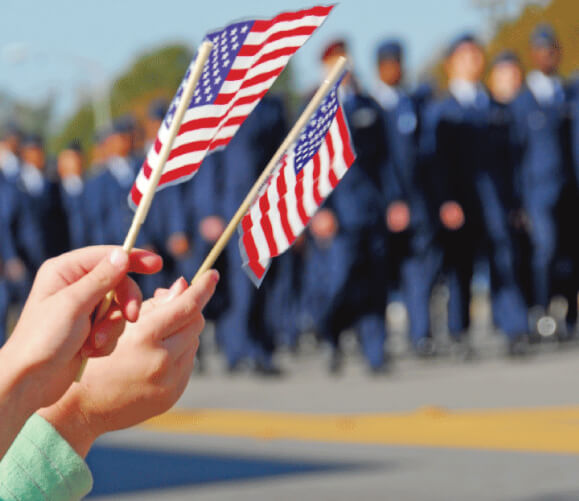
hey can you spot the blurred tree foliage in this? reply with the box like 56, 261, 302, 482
52, 43, 298, 164
51, 44, 193, 160
487, 0, 578, 76
427, 0, 578, 90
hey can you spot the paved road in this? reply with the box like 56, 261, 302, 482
86, 318, 579, 501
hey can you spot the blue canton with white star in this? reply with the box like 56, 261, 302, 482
164, 20, 254, 128
293, 82, 340, 175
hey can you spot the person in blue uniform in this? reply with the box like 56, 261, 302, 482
373, 38, 439, 357
0, 124, 23, 183
0, 133, 45, 343
196, 95, 287, 375
85, 119, 149, 248
510, 25, 576, 338
422, 34, 529, 355
19, 135, 66, 262
304, 40, 390, 374
57, 140, 89, 250
138, 102, 191, 297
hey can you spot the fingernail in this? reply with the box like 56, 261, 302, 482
163, 277, 186, 303
110, 248, 128, 268
210, 270, 220, 284
95, 331, 107, 349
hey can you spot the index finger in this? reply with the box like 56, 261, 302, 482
36, 246, 163, 298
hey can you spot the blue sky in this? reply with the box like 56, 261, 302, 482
0, 0, 526, 121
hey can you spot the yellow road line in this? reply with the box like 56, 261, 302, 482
142, 405, 579, 455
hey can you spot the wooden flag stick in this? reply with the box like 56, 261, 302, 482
191, 56, 347, 283
76, 41, 213, 382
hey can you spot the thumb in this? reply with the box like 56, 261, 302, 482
63, 248, 130, 312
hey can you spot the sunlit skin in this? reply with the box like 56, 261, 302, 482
489, 61, 523, 104
22, 145, 45, 170
531, 45, 561, 75
445, 41, 486, 84
144, 117, 162, 145
57, 150, 83, 179
322, 50, 352, 88
0, 134, 20, 156
107, 132, 132, 159
378, 59, 402, 87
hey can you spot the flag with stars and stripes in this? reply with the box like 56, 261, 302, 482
238, 78, 356, 285
129, 4, 334, 209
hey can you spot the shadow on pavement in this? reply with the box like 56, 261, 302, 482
86, 444, 377, 497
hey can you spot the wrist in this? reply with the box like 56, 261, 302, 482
0, 346, 38, 459
37, 388, 99, 458
0, 344, 39, 419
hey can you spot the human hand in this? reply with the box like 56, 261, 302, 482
439, 201, 465, 230
0, 246, 162, 414
38, 270, 218, 457
386, 201, 411, 233
199, 216, 225, 243
310, 209, 338, 242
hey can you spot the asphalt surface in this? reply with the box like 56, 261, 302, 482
86, 298, 579, 500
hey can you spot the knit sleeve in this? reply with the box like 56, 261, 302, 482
0, 413, 93, 500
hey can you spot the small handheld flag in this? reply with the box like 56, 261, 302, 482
238, 76, 356, 285
130, 4, 334, 209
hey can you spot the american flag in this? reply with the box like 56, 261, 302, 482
129, 5, 334, 209
238, 79, 356, 285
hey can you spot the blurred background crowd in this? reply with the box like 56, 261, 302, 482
1, 0, 578, 377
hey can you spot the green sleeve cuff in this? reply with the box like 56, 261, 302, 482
0, 413, 93, 500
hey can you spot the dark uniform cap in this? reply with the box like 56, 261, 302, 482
112, 115, 136, 134
491, 49, 521, 67
376, 39, 403, 63
321, 38, 347, 61
22, 133, 44, 149
446, 32, 480, 58
2, 121, 23, 140
530, 24, 559, 49
94, 127, 112, 144
65, 139, 83, 153
148, 99, 168, 121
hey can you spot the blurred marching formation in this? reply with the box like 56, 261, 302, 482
1, 22, 579, 376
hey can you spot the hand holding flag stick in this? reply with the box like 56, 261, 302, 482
75, 41, 213, 381
192, 55, 348, 282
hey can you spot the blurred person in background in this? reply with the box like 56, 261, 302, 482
0, 124, 23, 184
19, 134, 66, 262
373, 38, 438, 357
305, 39, 390, 374
139, 101, 191, 298
195, 96, 287, 376
57, 140, 90, 250
510, 24, 577, 339
422, 34, 529, 356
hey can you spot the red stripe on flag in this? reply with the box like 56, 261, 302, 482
251, 5, 333, 33
261, 213, 279, 256
179, 115, 222, 134
167, 139, 212, 161
157, 160, 202, 185
311, 154, 323, 205
237, 25, 318, 57
248, 259, 266, 281
294, 171, 309, 226
242, 230, 260, 263
130, 185, 142, 206
278, 196, 295, 244
337, 108, 355, 167
241, 213, 253, 232
324, 129, 339, 188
